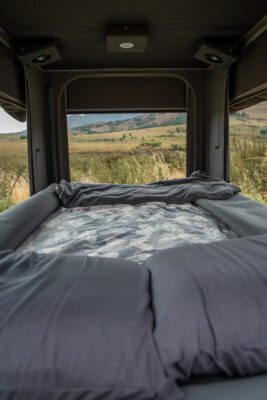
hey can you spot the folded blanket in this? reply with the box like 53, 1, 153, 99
0, 251, 181, 400
56, 171, 240, 208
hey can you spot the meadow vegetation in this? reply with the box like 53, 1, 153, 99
0, 108, 266, 212
69, 125, 187, 184
230, 136, 266, 203
0, 137, 29, 212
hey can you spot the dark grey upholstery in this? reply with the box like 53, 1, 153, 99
0, 184, 59, 250
0, 42, 26, 121
196, 194, 267, 237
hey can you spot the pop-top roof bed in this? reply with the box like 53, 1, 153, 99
0, 176, 267, 400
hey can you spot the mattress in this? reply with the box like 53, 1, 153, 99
18, 202, 238, 263
182, 374, 267, 400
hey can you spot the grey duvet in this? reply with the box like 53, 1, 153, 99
19, 202, 237, 263
56, 171, 240, 208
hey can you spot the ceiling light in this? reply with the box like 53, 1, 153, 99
204, 53, 223, 64
194, 42, 237, 67
32, 53, 52, 64
18, 41, 62, 68
107, 24, 148, 53
119, 42, 134, 49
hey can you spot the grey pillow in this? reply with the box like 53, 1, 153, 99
145, 234, 267, 382
0, 251, 181, 400
0, 184, 59, 251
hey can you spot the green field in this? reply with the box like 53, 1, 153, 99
0, 110, 266, 212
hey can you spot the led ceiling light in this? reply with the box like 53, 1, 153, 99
194, 41, 237, 67
107, 24, 149, 53
32, 53, 52, 63
204, 52, 223, 64
17, 41, 62, 68
119, 42, 134, 49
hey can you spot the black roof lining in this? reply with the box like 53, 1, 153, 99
0, 0, 266, 69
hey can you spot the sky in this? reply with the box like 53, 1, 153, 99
67, 113, 141, 129
0, 107, 140, 133
0, 107, 27, 133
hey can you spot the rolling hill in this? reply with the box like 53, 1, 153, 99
68, 112, 187, 134
1, 102, 266, 136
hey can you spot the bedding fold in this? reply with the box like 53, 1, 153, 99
55, 171, 240, 208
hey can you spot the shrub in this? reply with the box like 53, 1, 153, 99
138, 141, 161, 148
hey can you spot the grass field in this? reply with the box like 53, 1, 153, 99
0, 110, 266, 212
69, 124, 187, 183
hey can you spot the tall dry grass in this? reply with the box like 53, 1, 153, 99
70, 150, 186, 184
0, 168, 29, 212
230, 136, 267, 204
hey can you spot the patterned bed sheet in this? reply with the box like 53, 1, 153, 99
18, 202, 238, 263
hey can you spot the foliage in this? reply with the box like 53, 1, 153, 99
235, 112, 249, 120
230, 136, 267, 204
0, 154, 29, 212
0, 169, 20, 212
137, 141, 162, 148
70, 150, 186, 184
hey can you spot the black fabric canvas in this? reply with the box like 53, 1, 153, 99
0, 251, 181, 400
145, 234, 267, 382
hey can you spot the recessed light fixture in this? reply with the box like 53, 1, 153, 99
194, 42, 237, 67
32, 53, 52, 64
119, 42, 134, 49
17, 41, 62, 67
107, 24, 149, 53
204, 52, 224, 64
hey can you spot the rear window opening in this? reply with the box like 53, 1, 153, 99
67, 112, 187, 184
229, 101, 267, 205
0, 106, 29, 212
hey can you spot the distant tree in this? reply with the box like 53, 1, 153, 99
260, 128, 267, 135
236, 112, 248, 120
20, 133, 27, 140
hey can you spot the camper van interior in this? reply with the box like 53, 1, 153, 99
0, 1, 267, 399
